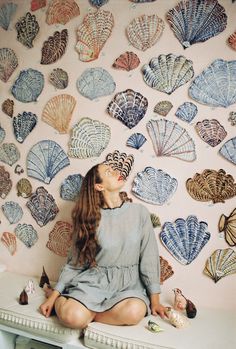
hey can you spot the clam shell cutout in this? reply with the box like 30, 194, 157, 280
46, 221, 73, 257
132, 167, 178, 205
126, 14, 164, 51
228, 31, 236, 51
154, 101, 173, 116
15, 223, 38, 248
0, 166, 12, 199
15, 12, 39, 48
49, 68, 68, 89
0, 48, 18, 83
126, 133, 147, 150
175, 102, 198, 123
160, 215, 210, 265
186, 169, 236, 204
160, 256, 174, 284
219, 137, 236, 165
167, 0, 227, 49
107, 89, 148, 129
2, 201, 23, 224
76, 9, 114, 62
1, 232, 17, 255
189, 59, 236, 108
113, 52, 140, 71
13, 112, 38, 143
204, 248, 236, 283
2, 99, 14, 117
77, 67, 116, 100
46, 0, 80, 25
219, 208, 236, 247
228, 112, 236, 126
0, 143, 20, 166
195, 119, 227, 147
0, 126, 6, 143
60, 174, 83, 201
41, 29, 68, 65
150, 213, 161, 228
147, 119, 196, 162
68, 118, 111, 159
42, 94, 76, 133
17, 178, 32, 198
142, 54, 194, 94
31, 0, 47, 11
104, 150, 134, 180
0, 2, 17, 30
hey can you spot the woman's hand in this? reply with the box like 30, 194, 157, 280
40, 298, 55, 317
150, 293, 168, 319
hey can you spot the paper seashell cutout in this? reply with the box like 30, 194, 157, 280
0, 2, 17, 30
228, 111, 236, 126
15, 164, 24, 175
42, 94, 76, 133
126, 133, 147, 150
204, 248, 236, 283
39, 266, 50, 288
129, 0, 157, 2
150, 213, 161, 228
219, 208, 236, 247
76, 9, 114, 62
0, 166, 12, 199
160, 215, 210, 265
77, 67, 116, 100
19, 289, 28, 305
186, 169, 236, 204
154, 101, 173, 116
0, 143, 20, 166
15, 223, 38, 248
68, 118, 111, 159
189, 59, 236, 108
89, 0, 109, 7
1, 232, 17, 255
195, 119, 227, 147
142, 54, 194, 94
0, 126, 6, 143
166, 307, 189, 329
160, 256, 174, 284
132, 167, 178, 205
41, 29, 68, 65
31, 0, 46, 11
104, 150, 134, 180
126, 14, 164, 51
26, 187, 59, 227
167, 0, 227, 49
107, 89, 148, 129
175, 102, 198, 123
49, 68, 68, 89
13, 112, 38, 143
2, 99, 14, 117
2, 201, 23, 224
11, 68, 44, 103
15, 12, 39, 48
228, 31, 236, 51
0, 48, 18, 83
60, 174, 83, 201
17, 178, 32, 198
46, 221, 73, 257
219, 137, 236, 165
27, 140, 70, 184
147, 119, 196, 162
113, 51, 140, 71
46, 0, 80, 25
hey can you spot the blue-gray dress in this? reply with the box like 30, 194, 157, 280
54, 202, 161, 314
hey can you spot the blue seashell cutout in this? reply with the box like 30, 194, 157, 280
175, 102, 198, 123
89, 0, 109, 7
60, 174, 84, 201
15, 223, 38, 248
0, 2, 17, 30
0, 126, 6, 143
219, 137, 236, 165
2, 201, 23, 224
13, 112, 37, 143
126, 133, 147, 149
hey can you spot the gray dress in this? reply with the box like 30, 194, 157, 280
54, 202, 161, 314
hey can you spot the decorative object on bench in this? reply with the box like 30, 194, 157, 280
173, 288, 197, 319
39, 267, 51, 288
19, 289, 28, 305
166, 307, 189, 329
147, 320, 164, 333
218, 207, 236, 246
25, 280, 35, 295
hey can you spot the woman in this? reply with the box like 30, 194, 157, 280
40, 163, 166, 329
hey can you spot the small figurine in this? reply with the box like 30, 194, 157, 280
173, 288, 197, 318
19, 289, 28, 305
166, 307, 189, 329
147, 320, 164, 333
39, 266, 51, 288
25, 279, 35, 294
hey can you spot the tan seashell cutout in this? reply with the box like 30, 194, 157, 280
0, 165, 12, 199
218, 208, 236, 247
2, 99, 14, 117
46, 0, 80, 25
160, 256, 174, 284
46, 221, 73, 257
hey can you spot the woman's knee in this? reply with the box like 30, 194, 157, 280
123, 300, 146, 325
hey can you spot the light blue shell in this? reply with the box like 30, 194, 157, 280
126, 133, 147, 149
219, 137, 236, 165
0, 126, 6, 143
160, 215, 211, 265
189, 59, 236, 108
132, 167, 178, 205
0, 143, 20, 166
2, 201, 23, 224
13, 112, 37, 143
175, 102, 198, 123
27, 140, 70, 184
89, 0, 109, 7
0, 2, 17, 30
15, 223, 38, 248
11, 68, 44, 103
60, 174, 84, 201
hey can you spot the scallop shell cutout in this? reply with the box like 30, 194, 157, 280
154, 101, 173, 116
2, 99, 14, 117
126, 133, 147, 150
68, 118, 111, 159
195, 119, 227, 147
46, 0, 80, 25
89, 0, 109, 7
142, 54, 194, 94
46, 221, 73, 257
17, 178, 32, 198
189, 59, 236, 108
2, 201, 23, 224
60, 174, 83, 201
113, 51, 140, 71
49, 68, 68, 89
175, 102, 198, 123
129, 0, 157, 2
0, 166, 12, 199
186, 169, 236, 204
228, 31, 236, 50
204, 248, 236, 283
219, 137, 236, 165
0, 126, 6, 143
0, 2, 17, 30
160, 256, 174, 284
219, 208, 236, 247
77, 67, 116, 100
160, 215, 210, 265
0, 143, 20, 166
15, 223, 38, 248
167, 0, 227, 49
15, 12, 39, 48
228, 111, 236, 126
41, 29, 68, 65
104, 150, 134, 180
26, 186, 59, 227
42, 94, 76, 133
150, 213, 161, 228
11, 68, 44, 103
132, 167, 178, 205
13, 112, 38, 143
31, 0, 47, 11
1, 232, 17, 255
107, 89, 148, 129
0, 48, 18, 83
147, 119, 196, 162
76, 9, 114, 62
27, 140, 70, 184
126, 14, 164, 51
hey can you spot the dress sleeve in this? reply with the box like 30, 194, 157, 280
139, 206, 161, 295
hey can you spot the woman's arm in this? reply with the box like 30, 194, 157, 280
150, 293, 167, 319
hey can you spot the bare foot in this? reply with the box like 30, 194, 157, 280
43, 284, 53, 298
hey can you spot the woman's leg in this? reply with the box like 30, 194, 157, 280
94, 298, 146, 325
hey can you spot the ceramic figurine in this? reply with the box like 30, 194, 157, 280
39, 266, 50, 288
173, 288, 197, 318
148, 320, 164, 333
166, 307, 189, 328
19, 289, 28, 305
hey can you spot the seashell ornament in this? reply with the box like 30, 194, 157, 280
31, 0, 47, 11
46, 0, 80, 25
228, 112, 236, 126
49, 68, 68, 89
19, 289, 28, 305
2, 99, 14, 117
60, 174, 83, 201
0, 2, 17, 30
15, 223, 38, 248
13, 112, 38, 143
39, 266, 50, 288
0, 126, 6, 143
175, 102, 198, 123
0, 166, 12, 199
147, 320, 164, 333
218, 208, 236, 247
166, 307, 189, 329
46, 221, 73, 257
204, 248, 236, 283
1, 232, 17, 255
0, 143, 20, 166
113, 51, 140, 71
126, 133, 146, 150
15, 12, 39, 48
219, 137, 236, 165
0, 48, 18, 83
195, 119, 227, 147
173, 288, 197, 319
2, 201, 23, 224
160, 256, 174, 284
228, 31, 236, 51
104, 150, 134, 180
17, 178, 32, 198
41, 29, 68, 65
154, 101, 173, 116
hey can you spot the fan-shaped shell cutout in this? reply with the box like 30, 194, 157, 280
60, 174, 83, 201
31, 0, 46, 11
150, 213, 161, 228
13, 112, 38, 143
104, 150, 134, 180
49, 68, 68, 89
204, 248, 236, 283
15, 223, 38, 248
113, 51, 140, 71
228, 112, 236, 126
46, 0, 80, 25
0, 2, 17, 30
228, 31, 236, 50
219, 137, 236, 165
154, 101, 173, 116
195, 119, 227, 147
0, 126, 6, 143
219, 208, 236, 247
126, 133, 146, 150
160, 256, 174, 284
0, 166, 12, 199
15, 12, 39, 48
2, 99, 14, 117
0, 143, 20, 166
0, 48, 18, 83
175, 102, 198, 123
1, 232, 17, 255
46, 221, 73, 257
41, 29, 68, 65
89, 0, 109, 7
17, 178, 32, 198
2, 201, 23, 224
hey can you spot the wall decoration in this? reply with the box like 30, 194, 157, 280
2, 99, 14, 117
129, 0, 157, 2
26, 186, 59, 227
0, 143, 20, 166
46, 221, 73, 257
49, 68, 68, 89
160, 256, 174, 284
75, 9, 114, 62
104, 150, 134, 179
154, 101, 173, 116
0, 166, 12, 199
126, 133, 146, 150
175, 102, 198, 123
2, 201, 23, 224
0, 48, 18, 83
27, 140, 70, 184
228, 111, 236, 126
107, 89, 148, 129
195, 119, 227, 147
150, 213, 161, 228
189, 59, 236, 108
15, 12, 39, 48
60, 174, 83, 201
204, 248, 236, 283
14, 164, 24, 175
0, 2, 17, 30
132, 167, 178, 205
112, 51, 140, 71
147, 119, 196, 162
16, 178, 32, 198
42, 94, 76, 133
41, 29, 68, 64
142, 54, 194, 94
13, 112, 38, 143
31, 0, 47, 12
218, 208, 236, 247
219, 137, 236, 165
126, 14, 164, 51
77, 67, 116, 100
0, 126, 6, 143
89, 0, 109, 7
228, 31, 236, 50
0, 232, 17, 256
15, 223, 38, 248
167, 0, 227, 49
186, 169, 236, 204
46, 0, 80, 25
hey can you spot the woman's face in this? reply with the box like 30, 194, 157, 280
97, 164, 125, 192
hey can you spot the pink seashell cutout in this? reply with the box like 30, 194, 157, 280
228, 31, 236, 51
195, 119, 227, 147
31, 0, 47, 11
112, 51, 140, 71
1, 232, 17, 255
46, 0, 80, 25
46, 221, 73, 257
